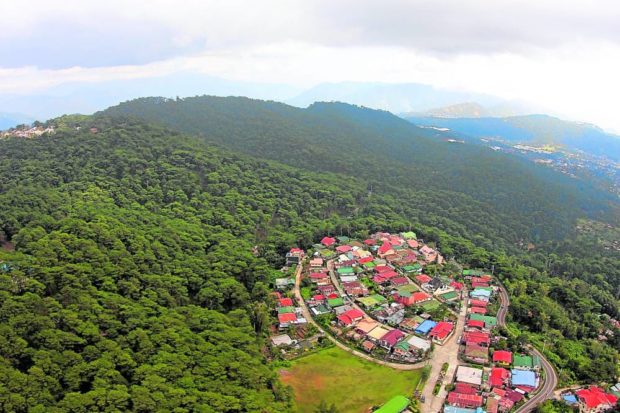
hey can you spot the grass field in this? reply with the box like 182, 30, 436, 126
280, 346, 424, 413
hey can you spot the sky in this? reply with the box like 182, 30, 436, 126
2, 0, 620, 131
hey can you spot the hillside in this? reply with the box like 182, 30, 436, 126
101, 96, 618, 244
406, 114, 620, 162
0, 115, 617, 412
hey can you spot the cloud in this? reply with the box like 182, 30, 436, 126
1, 1, 620, 131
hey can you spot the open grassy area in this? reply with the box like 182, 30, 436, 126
280, 346, 424, 413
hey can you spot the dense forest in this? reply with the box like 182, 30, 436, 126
101, 96, 619, 244
0, 107, 618, 411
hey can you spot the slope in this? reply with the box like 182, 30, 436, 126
101, 96, 618, 244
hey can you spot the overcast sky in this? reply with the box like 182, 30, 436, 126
2, 0, 620, 131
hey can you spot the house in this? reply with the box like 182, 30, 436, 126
317, 284, 336, 295
367, 325, 392, 342
493, 350, 513, 366
487, 397, 500, 413
402, 263, 422, 273
447, 392, 483, 408
337, 267, 355, 276
489, 367, 510, 387
511, 370, 537, 388
375, 395, 410, 413
271, 334, 294, 346
466, 319, 485, 330
358, 255, 373, 264
429, 277, 443, 290
327, 297, 345, 307
378, 241, 395, 257
439, 291, 459, 301
337, 308, 365, 326
285, 248, 305, 266
462, 331, 491, 346
454, 383, 478, 395
343, 281, 368, 296
275, 278, 294, 290
362, 340, 375, 352
513, 354, 534, 369
379, 329, 406, 349
450, 281, 464, 290
429, 321, 454, 344
499, 397, 515, 411
456, 366, 483, 386
399, 317, 421, 331
470, 306, 487, 315
464, 343, 489, 364
278, 298, 294, 307
309, 257, 324, 268
310, 272, 330, 285
416, 274, 432, 284
311, 294, 326, 303
415, 319, 437, 336
470, 288, 492, 299
374, 265, 392, 273
356, 319, 380, 336
406, 335, 431, 352
278, 312, 297, 328
469, 314, 498, 328
321, 236, 336, 247
394, 291, 431, 306
340, 275, 359, 283
311, 304, 330, 316
444, 407, 477, 413
390, 276, 409, 287
575, 387, 618, 412
469, 299, 488, 308
336, 245, 352, 253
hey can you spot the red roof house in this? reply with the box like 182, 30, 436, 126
312, 294, 325, 302
470, 306, 488, 315
416, 274, 432, 284
278, 313, 297, 325
336, 245, 352, 253
391, 276, 409, 286
493, 350, 513, 366
470, 299, 488, 307
358, 256, 373, 264
374, 265, 392, 273
363, 239, 376, 245
463, 331, 491, 346
576, 387, 619, 410
278, 298, 293, 307
429, 321, 454, 342
447, 392, 483, 408
378, 241, 394, 256
466, 319, 485, 329
379, 329, 405, 348
489, 367, 510, 387
450, 281, 464, 290
321, 236, 336, 247
337, 309, 364, 326
454, 383, 478, 395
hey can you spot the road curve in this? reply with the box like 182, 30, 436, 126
293, 262, 427, 370
497, 285, 558, 413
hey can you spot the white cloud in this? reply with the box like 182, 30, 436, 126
1, 1, 620, 131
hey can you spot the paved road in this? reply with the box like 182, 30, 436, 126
420, 292, 468, 413
293, 262, 427, 370
496, 285, 558, 413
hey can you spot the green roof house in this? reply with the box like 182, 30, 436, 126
402, 231, 417, 239
469, 314, 497, 327
278, 306, 295, 314
337, 267, 355, 275
514, 354, 534, 369
327, 297, 344, 307
375, 395, 410, 413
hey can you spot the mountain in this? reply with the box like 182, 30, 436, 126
0, 73, 301, 121
0, 113, 617, 412
405, 114, 620, 162
0, 112, 34, 130
286, 82, 504, 113
101, 96, 618, 244
418, 102, 489, 118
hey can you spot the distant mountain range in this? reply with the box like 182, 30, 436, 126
405, 111, 620, 162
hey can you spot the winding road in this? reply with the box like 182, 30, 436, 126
293, 261, 558, 412
496, 284, 559, 413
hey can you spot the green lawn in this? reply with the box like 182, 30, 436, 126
301, 287, 312, 300
280, 346, 423, 413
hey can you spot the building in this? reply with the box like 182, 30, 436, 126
337, 308, 365, 326
415, 319, 437, 335
489, 367, 510, 388
374, 395, 410, 413
456, 366, 483, 386
493, 350, 513, 366
464, 344, 489, 364
271, 334, 293, 346
429, 321, 454, 344
513, 354, 534, 369
447, 392, 484, 408
406, 335, 431, 352
463, 331, 491, 346
379, 329, 406, 349
285, 248, 304, 266
320, 236, 336, 247
511, 369, 537, 388
575, 387, 618, 412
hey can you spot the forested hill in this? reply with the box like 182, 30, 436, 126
0, 116, 617, 412
101, 96, 618, 245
